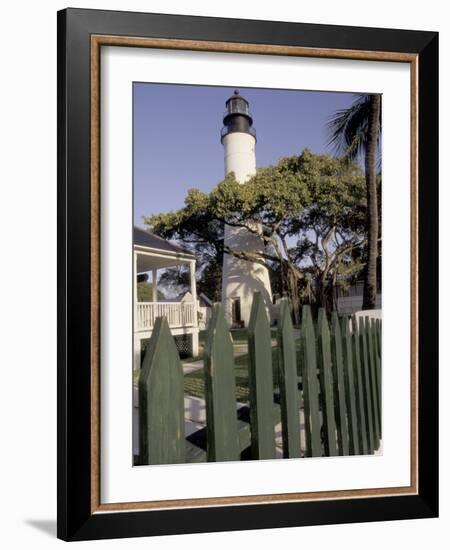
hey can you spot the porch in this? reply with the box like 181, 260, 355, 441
134, 227, 199, 368
136, 301, 196, 332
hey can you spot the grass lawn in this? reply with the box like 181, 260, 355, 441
180, 327, 278, 365
183, 336, 302, 403
135, 327, 302, 403
229, 327, 278, 342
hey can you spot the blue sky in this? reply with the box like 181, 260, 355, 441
133, 83, 358, 227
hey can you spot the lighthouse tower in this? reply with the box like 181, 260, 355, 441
220, 90, 272, 327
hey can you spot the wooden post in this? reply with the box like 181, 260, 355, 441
203, 304, 240, 461
277, 299, 301, 458
190, 260, 199, 357
301, 305, 322, 457
189, 260, 197, 309
139, 317, 185, 465
134, 251, 138, 304
247, 292, 276, 460
133, 252, 139, 371
152, 268, 158, 303
317, 309, 338, 456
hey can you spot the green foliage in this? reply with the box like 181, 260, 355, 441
144, 149, 369, 314
327, 94, 382, 310
156, 266, 190, 298
327, 93, 382, 162
137, 281, 165, 302
197, 255, 223, 302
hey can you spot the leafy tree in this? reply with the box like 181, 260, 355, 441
197, 253, 223, 302
137, 281, 165, 302
156, 267, 189, 298
159, 256, 224, 303
290, 157, 367, 311
327, 94, 381, 309
146, 153, 307, 322
145, 150, 367, 319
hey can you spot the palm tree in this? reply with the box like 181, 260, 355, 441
327, 94, 381, 310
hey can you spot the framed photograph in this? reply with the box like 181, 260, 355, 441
57, 8, 438, 541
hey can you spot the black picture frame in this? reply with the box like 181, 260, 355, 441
57, 7, 438, 541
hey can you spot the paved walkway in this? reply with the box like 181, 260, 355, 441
182, 360, 203, 374
183, 393, 306, 459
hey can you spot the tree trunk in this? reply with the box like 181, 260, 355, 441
362, 94, 381, 310
287, 268, 300, 326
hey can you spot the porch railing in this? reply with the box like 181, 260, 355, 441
136, 301, 196, 332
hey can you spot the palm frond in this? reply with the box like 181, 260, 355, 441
327, 94, 378, 161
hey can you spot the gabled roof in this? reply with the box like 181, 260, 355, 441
133, 227, 195, 258
165, 291, 193, 303
199, 293, 213, 307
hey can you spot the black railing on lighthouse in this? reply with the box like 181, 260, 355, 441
220, 125, 257, 140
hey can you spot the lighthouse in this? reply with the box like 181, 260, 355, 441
220, 90, 273, 327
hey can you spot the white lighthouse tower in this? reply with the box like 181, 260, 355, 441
220, 90, 272, 327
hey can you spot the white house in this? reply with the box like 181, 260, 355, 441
197, 293, 213, 330
335, 280, 382, 314
133, 227, 199, 370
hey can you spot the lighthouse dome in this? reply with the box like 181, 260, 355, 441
221, 90, 256, 142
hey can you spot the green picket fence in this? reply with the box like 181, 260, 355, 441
138, 292, 382, 465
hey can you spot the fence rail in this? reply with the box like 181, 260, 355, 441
138, 292, 382, 465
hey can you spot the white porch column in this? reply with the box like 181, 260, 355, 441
133, 252, 138, 306
189, 260, 197, 308
190, 260, 199, 356
152, 269, 158, 302
133, 252, 140, 370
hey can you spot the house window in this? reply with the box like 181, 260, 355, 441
232, 297, 242, 325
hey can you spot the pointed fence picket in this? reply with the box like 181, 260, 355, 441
358, 316, 375, 454
351, 315, 369, 455
366, 317, 381, 449
371, 318, 382, 438
317, 308, 338, 456
247, 292, 277, 460
203, 304, 240, 462
300, 305, 322, 457
331, 312, 350, 456
376, 318, 382, 439
276, 299, 301, 458
138, 317, 185, 465
341, 316, 359, 455
138, 293, 382, 465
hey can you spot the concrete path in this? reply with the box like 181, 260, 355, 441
183, 393, 306, 459
182, 360, 203, 374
